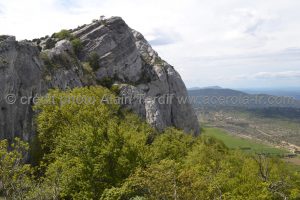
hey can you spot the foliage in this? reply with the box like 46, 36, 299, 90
1, 86, 300, 199
97, 77, 114, 89
149, 128, 195, 162
40, 52, 55, 70
0, 138, 33, 199
153, 57, 164, 65
71, 38, 83, 56
88, 51, 100, 71
82, 62, 93, 74
114, 138, 300, 200
44, 38, 56, 50
53, 29, 73, 40
81, 62, 97, 85
110, 84, 120, 95
34, 86, 153, 199
0, 56, 9, 66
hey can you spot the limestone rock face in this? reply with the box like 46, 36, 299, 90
0, 17, 200, 141
0, 37, 84, 141
119, 29, 200, 134
73, 18, 143, 83
0, 37, 46, 140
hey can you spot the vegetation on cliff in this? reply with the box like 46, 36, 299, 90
0, 86, 299, 199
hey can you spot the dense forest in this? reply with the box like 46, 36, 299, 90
1, 86, 300, 199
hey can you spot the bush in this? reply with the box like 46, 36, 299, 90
0, 138, 33, 199
40, 52, 55, 69
34, 87, 152, 199
110, 84, 120, 95
44, 38, 56, 49
0, 56, 9, 66
88, 52, 100, 71
2, 86, 300, 199
53, 29, 72, 40
97, 77, 114, 88
82, 62, 93, 74
71, 38, 83, 56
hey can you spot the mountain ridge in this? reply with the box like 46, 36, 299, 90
188, 87, 300, 108
0, 16, 200, 141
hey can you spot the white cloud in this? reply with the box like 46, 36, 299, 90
1, 0, 300, 88
224, 8, 275, 38
147, 28, 181, 46
235, 71, 300, 80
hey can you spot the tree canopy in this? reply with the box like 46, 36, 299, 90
0, 86, 299, 199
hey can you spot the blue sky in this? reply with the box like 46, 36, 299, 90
0, 0, 300, 89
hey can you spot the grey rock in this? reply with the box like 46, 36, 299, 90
0, 16, 200, 142
119, 29, 199, 135
75, 17, 143, 83
0, 37, 46, 141
0, 37, 83, 141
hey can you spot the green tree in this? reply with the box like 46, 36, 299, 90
128, 159, 181, 200
34, 86, 153, 199
0, 138, 33, 199
24, 86, 300, 199
149, 128, 195, 162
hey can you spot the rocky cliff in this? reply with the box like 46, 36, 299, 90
0, 17, 200, 141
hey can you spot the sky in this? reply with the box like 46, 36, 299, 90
0, 0, 300, 89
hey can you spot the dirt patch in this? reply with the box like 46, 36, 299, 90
283, 157, 300, 166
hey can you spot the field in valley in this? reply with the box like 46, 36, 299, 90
203, 127, 300, 170
203, 127, 288, 155
196, 107, 300, 149
198, 107, 300, 167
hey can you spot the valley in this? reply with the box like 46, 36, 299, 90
189, 87, 300, 167
197, 107, 300, 148
197, 107, 300, 167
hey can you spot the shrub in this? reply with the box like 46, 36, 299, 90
154, 57, 164, 65
71, 38, 83, 56
82, 62, 93, 74
34, 87, 152, 199
110, 84, 120, 95
32, 38, 41, 44
101, 20, 107, 26
88, 52, 100, 71
97, 77, 114, 88
40, 52, 54, 69
0, 138, 33, 199
45, 38, 56, 49
0, 56, 9, 66
53, 29, 72, 40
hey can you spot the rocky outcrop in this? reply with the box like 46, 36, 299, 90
0, 17, 200, 141
0, 36, 45, 140
0, 37, 84, 141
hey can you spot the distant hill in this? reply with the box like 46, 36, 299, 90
240, 89, 300, 100
189, 86, 222, 90
188, 88, 300, 108
188, 88, 247, 97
